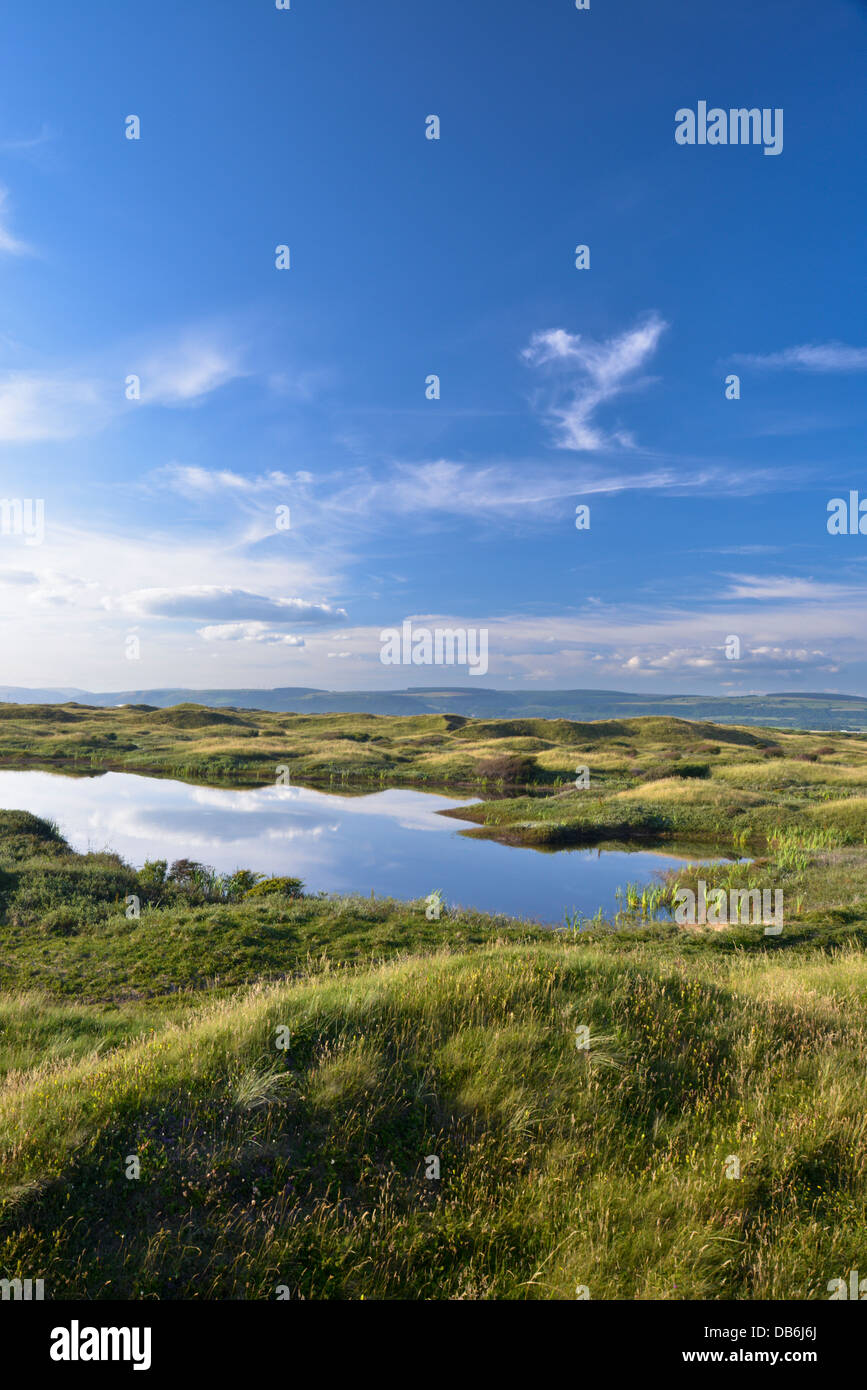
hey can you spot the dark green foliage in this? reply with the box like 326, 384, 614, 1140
475, 754, 538, 784
643, 762, 711, 782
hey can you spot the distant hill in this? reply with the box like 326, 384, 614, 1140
1, 686, 867, 730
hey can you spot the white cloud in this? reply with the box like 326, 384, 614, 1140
0, 373, 107, 441
522, 315, 668, 450
722, 575, 857, 601
1, 545, 864, 688
157, 464, 294, 496
0, 509, 348, 685
733, 343, 867, 372
0, 326, 250, 443
611, 644, 834, 676
141, 336, 246, 404
0, 568, 38, 585
197, 622, 305, 646
309, 599, 862, 688
27, 571, 101, 607
109, 586, 348, 624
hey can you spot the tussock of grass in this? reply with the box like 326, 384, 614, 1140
614, 779, 767, 806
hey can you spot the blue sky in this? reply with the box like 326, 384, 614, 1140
0, 0, 865, 693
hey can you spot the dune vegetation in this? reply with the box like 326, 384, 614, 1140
3, 703, 867, 854
2, 708, 867, 1299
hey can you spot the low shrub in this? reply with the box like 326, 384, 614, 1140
244, 876, 305, 899
475, 754, 537, 784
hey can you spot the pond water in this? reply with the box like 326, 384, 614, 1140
0, 769, 715, 926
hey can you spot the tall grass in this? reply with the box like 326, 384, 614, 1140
3, 941, 867, 1298
769, 827, 844, 872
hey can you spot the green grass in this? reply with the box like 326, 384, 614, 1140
3, 711, 867, 1299
3, 937, 867, 1298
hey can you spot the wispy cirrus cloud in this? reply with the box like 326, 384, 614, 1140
721, 574, 859, 602
522, 314, 668, 450
0, 328, 249, 442
0, 373, 107, 441
0, 125, 54, 161
155, 464, 300, 497
0, 186, 32, 255
732, 342, 867, 372
233, 455, 797, 536
139, 335, 247, 404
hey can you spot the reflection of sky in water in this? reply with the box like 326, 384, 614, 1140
0, 770, 701, 926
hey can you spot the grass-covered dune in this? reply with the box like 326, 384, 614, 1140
0, 700, 579, 788
2, 809, 867, 1299
439, 719, 867, 851
5, 702, 867, 851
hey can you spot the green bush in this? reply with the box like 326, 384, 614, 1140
138, 860, 267, 905
475, 754, 537, 784
138, 859, 168, 896
244, 876, 305, 899
642, 762, 710, 783
7, 856, 138, 927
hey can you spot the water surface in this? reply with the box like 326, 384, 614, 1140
0, 769, 708, 925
